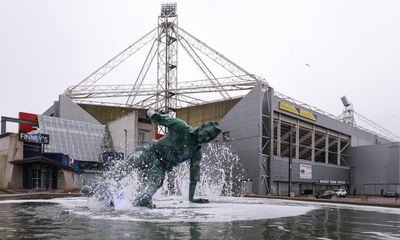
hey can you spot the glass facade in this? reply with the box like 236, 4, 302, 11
38, 115, 105, 161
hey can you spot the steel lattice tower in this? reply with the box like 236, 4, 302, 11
65, 3, 268, 119
157, 4, 178, 114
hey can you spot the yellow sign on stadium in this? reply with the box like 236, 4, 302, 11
300, 109, 317, 121
279, 101, 316, 121
279, 101, 299, 115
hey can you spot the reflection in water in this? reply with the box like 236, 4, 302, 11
1, 202, 400, 239
261, 206, 400, 240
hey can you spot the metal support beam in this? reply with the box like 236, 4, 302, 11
1, 116, 38, 134
126, 38, 159, 105
337, 137, 341, 166
325, 132, 329, 164
178, 27, 265, 85
64, 3, 267, 118
288, 125, 293, 197
260, 86, 273, 195
66, 28, 157, 94
311, 125, 315, 161
178, 34, 229, 99
277, 115, 281, 156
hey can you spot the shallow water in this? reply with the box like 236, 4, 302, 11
1, 197, 400, 239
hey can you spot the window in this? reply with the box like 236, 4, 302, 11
138, 129, 151, 145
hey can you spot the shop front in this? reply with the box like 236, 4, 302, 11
10, 156, 80, 192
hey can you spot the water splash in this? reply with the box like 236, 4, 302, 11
88, 143, 246, 207
157, 143, 247, 200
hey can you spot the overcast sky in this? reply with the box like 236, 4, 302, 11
1, 0, 399, 138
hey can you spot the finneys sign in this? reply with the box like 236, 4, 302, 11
18, 132, 50, 145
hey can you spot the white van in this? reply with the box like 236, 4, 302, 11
334, 189, 347, 197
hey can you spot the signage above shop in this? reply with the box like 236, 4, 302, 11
318, 179, 348, 185
319, 180, 330, 184
279, 101, 317, 121
18, 132, 50, 145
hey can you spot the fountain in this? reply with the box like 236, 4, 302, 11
86, 143, 246, 209
3, 142, 400, 239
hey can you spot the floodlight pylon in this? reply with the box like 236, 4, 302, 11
65, 4, 268, 118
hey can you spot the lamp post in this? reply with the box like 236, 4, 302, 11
124, 129, 127, 158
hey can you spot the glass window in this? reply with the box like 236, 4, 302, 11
38, 115, 105, 162
138, 129, 151, 145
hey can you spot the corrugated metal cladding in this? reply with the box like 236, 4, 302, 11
79, 104, 146, 124
217, 85, 263, 193
79, 100, 240, 127
176, 99, 240, 127
350, 143, 400, 195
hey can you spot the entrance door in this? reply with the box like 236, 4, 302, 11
41, 168, 48, 190
32, 166, 41, 189
31, 165, 52, 190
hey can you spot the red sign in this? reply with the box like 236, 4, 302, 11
155, 133, 164, 140
19, 112, 38, 133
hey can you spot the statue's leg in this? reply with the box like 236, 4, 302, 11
81, 180, 116, 206
135, 160, 165, 208
82, 150, 145, 206
108, 150, 143, 180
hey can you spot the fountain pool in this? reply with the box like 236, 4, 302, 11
1, 197, 400, 239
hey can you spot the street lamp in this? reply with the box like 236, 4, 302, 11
124, 129, 127, 158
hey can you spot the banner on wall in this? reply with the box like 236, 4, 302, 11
300, 164, 312, 179
279, 101, 317, 121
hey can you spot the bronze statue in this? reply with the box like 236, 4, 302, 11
83, 108, 221, 208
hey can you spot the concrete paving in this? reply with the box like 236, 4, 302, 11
250, 194, 400, 208
1, 191, 400, 209
0, 191, 82, 200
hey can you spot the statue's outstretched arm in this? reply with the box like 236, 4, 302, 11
147, 108, 187, 131
189, 151, 209, 203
